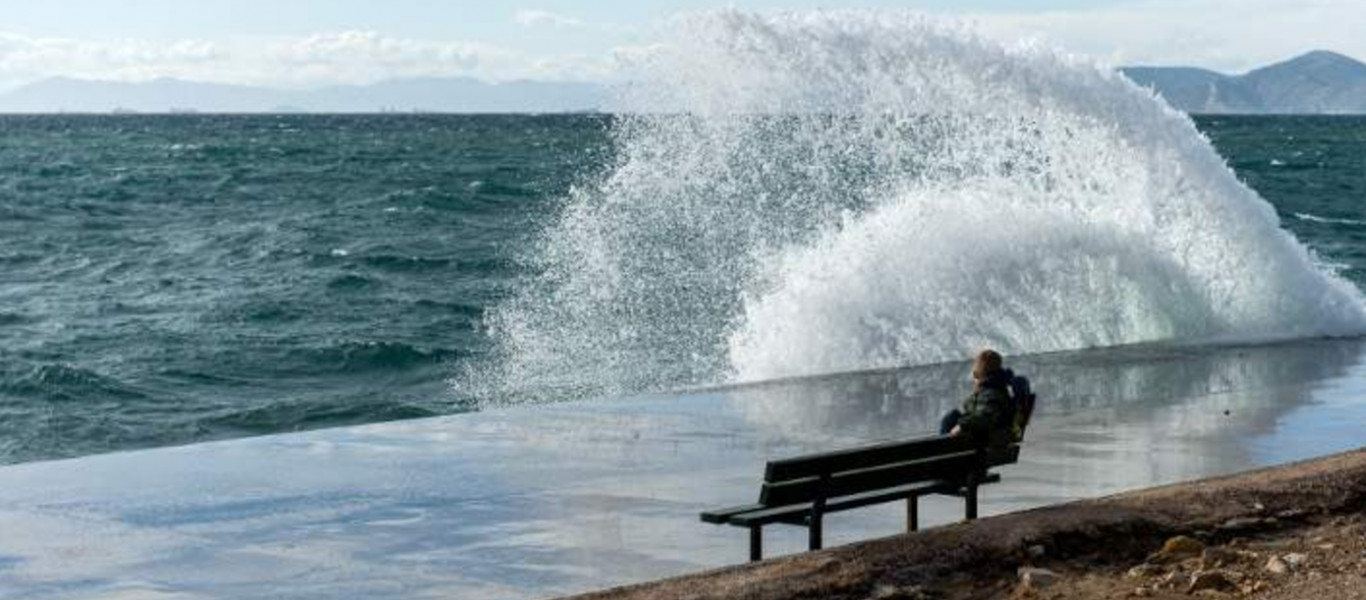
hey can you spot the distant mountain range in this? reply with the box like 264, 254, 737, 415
2, 50, 1363, 114
0, 76, 606, 114
1122, 50, 1366, 114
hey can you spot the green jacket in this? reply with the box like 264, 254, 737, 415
958, 384, 1013, 453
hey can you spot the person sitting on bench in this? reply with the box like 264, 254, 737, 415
940, 349, 1016, 455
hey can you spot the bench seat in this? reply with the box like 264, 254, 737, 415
702, 435, 1021, 562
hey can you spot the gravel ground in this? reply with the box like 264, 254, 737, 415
957, 512, 1366, 600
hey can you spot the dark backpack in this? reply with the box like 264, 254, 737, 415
1008, 375, 1037, 441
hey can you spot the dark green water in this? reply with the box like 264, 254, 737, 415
0, 114, 1362, 465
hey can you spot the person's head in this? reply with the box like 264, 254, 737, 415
971, 349, 1004, 384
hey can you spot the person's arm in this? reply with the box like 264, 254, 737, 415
956, 389, 1006, 437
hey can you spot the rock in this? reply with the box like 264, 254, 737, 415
1265, 556, 1289, 575
1202, 547, 1243, 569
867, 584, 928, 600
1275, 508, 1307, 520
1151, 536, 1206, 563
1252, 502, 1266, 512
1188, 570, 1240, 594
1017, 567, 1060, 590
1218, 517, 1263, 532
1282, 553, 1308, 568
1126, 564, 1164, 579
1317, 543, 1336, 551
1025, 544, 1046, 559
1159, 571, 1182, 589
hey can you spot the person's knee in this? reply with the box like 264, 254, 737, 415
939, 409, 962, 435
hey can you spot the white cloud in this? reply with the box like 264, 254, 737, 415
0, 30, 607, 89
0, 34, 228, 86
269, 30, 512, 85
513, 10, 585, 29
0, 2, 1363, 90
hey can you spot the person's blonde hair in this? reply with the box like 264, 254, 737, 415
972, 349, 1003, 382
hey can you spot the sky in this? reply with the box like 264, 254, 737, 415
0, 0, 1362, 90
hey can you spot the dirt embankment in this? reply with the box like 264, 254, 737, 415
564, 448, 1366, 600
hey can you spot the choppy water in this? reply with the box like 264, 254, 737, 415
3, 30, 1366, 466
0, 114, 610, 463
4, 112, 1363, 466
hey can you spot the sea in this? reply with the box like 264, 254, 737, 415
4, 15, 1366, 468
2, 113, 1362, 467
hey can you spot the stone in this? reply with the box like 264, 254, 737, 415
1025, 544, 1046, 559
1317, 543, 1337, 551
1275, 508, 1307, 520
1018, 567, 1060, 590
1202, 547, 1242, 569
1187, 570, 1239, 594
1265, 556, 1289, 575
867, 584, 928, 600
1151, 536, 1206, 563
1282, 553, 1308, 568
1218, 517, 1262, 532
1126, 564, 1164, 579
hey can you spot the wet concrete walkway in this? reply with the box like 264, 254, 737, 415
2, 338, 1366, 600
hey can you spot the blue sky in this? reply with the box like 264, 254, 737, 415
0, 0, 1361, 89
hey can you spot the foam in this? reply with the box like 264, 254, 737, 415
460, 10, 1366, 403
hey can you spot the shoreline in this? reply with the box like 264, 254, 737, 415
565, 447, 1366, 600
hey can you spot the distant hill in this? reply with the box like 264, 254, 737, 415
0, 76, 608, 114
6, 51, 1364, 115
1122, 50, 1366, 114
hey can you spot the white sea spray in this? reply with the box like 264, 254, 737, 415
461, 10, 1366, 404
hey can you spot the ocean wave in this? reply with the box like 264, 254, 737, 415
1294, 212, 1366, 226
1, 364, 151, 403
304, 341, 460, 373
462, 10, 1366, 403
199, 398, 440, 435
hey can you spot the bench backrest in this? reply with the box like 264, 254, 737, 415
759, 435, 1019, 507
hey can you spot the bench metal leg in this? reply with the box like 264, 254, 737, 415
965, 481, 979, 520
749, 525, 762, 562
809, 514, 823, 551
906, 496, 919, 532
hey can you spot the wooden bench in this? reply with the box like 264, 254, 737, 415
700, 435, 1021, 561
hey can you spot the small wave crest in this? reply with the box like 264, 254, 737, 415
1, 363, 150, 403
305, 341, 459, 373
1294, 212, 1366, 226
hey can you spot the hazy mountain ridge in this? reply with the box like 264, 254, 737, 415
3, 50, 1364, 114
0, 76, 606, 113
1123, 50, 1366, 114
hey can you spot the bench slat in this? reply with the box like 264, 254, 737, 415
764, 434, 973, 483
700, 503, 765, 524
728, 475, 1004, 527
760, 450, 980, 507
